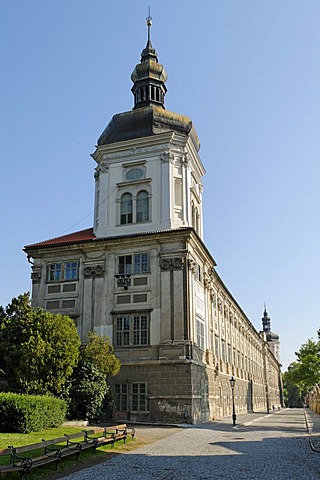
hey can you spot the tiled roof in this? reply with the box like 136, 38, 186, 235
24, 228, 96, 249
24, 226, 195, 250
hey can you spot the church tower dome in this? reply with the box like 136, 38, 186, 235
92, 16, 205, 239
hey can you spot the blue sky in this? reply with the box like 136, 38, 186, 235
1, 1, 319, 370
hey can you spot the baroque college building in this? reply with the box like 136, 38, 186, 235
24, 19, 283, 424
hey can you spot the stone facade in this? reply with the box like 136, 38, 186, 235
24, 21, 283, 424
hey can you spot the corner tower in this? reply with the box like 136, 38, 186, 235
92, 18, 205, 239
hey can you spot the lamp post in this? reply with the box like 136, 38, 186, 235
230, 376, 237, 426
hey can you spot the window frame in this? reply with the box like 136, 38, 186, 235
114, 382, 148, 412
114, 313, 149, 347
47, 261, 79, 282
118, 253, 149, 275
118, 188, 150, 226
120, 193, 133, 225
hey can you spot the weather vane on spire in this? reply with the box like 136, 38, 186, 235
146, 7, 152, 43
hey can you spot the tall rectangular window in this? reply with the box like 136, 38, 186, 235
48, 263, 62, 281
116, 316, 130, 346
132, 383, 147, 411
115, 314, 149, 347
119, 256, 132, 274
136, 191, 149, 223
65, 262, 78, 280
197, 318, 205, 350
115, 384, 128, 411
133, 253, 149, 273
221, 340, 226, 362
215, 335, 220, 359
133, 315, 148, 345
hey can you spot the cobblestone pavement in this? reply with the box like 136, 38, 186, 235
304, 408, 320, 451
60, 409, 320, 480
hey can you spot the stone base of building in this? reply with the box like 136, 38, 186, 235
110, 360, 278, 424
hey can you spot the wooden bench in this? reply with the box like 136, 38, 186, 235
84, 423, 135, 448
0, 430, 97, 478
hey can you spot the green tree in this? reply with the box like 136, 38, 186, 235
67, 358, 109, 421
83, 330, 120, 377
0, 293, 80, 395
66, 331, 120, 421
283, 335, 320, 406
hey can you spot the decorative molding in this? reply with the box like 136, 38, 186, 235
159, 257, 184, 271
83, 264, 105, 278
102, 144, 171, 160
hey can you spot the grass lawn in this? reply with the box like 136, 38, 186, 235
0, 426, 140, 479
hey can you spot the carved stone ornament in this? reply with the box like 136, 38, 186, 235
98, 162, 109, 173
159, 257, 184, 271
181, 152, 189, 164
203, 272, 211, 288
218, 299, 222, 312
94, 170, 100, 180
187, 257, 196, 273
83, 264, 105, 278
160, 151, 175, 163
31, 270, 41, 283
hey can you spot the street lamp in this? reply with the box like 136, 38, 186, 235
229, 376, 237, 426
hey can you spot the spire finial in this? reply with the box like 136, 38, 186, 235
146, 7, 152, 44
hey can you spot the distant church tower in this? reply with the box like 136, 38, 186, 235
262, 305, 280, 362
24, 15, 283, 423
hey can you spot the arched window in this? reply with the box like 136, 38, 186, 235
136, 190, 149, 223
120, 193, 133, 225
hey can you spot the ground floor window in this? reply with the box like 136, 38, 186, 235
115, 383, 148, 412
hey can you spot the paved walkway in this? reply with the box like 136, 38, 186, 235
59, 409, 320, 480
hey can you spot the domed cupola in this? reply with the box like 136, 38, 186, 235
262, 304, 271, 332
131, 12, 168, 109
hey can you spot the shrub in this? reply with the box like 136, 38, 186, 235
0, 392, 67, 433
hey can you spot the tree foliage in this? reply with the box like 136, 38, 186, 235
67, 358, 108, 421
0, 293, 80, 395
83, 330, 120, 377
283, 334, 320, 406
67, 331, 120, 421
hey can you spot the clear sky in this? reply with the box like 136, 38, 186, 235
1, 1, 319, 371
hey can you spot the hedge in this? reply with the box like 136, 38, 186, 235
0, 392, 67, 433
